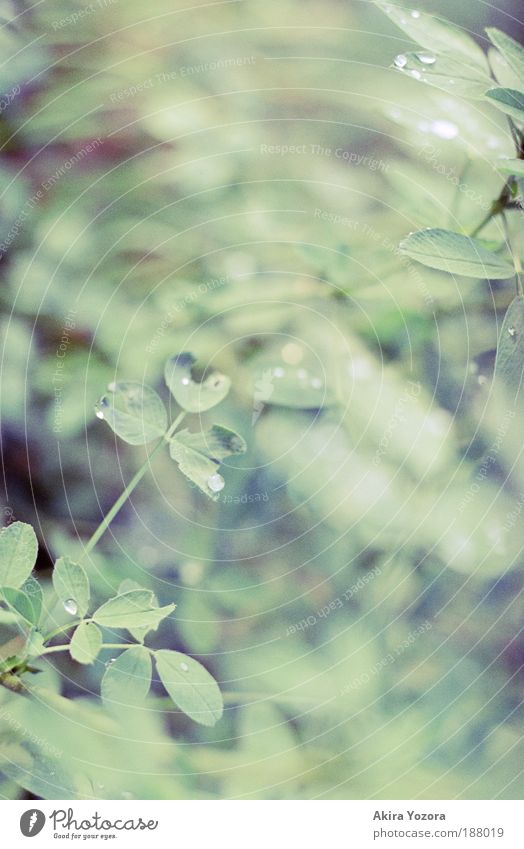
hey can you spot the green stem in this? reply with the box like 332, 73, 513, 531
80, 411, 186, 560
469, 178, 513, 238
164, 410, 186, 441
42, 642, 132, 656
43, 620, 82, 642
469, 208, 497, 238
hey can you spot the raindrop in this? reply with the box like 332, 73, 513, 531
272, 367, 285, 378
181, 377, 190, 385
107, 382, 117, 392
95, 396, 109, 420
311, 378, 322, 390
416, 53, 436, 65
207, 473, 225, 493
410, 69, 422, 80
63, 598, 78, 616
394, 54, 408, 69
180, 662, 189, 672
508, 326, 517, 337
411, 9, 420, 17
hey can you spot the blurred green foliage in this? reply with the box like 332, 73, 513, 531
1, 0, 524, 800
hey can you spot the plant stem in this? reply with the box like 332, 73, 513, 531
164, 410, 186, 441
43, 620, 82, 642
469, 178, 513, 238
80, 411, 186, 560
42, 642, 132, 656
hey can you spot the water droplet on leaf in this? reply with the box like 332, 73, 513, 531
411, 9, 420, 17
180, 662, 189, 672
508, 326, 517, 337
64, 598, 78, 615
416, 53, 436, 65
394, 54, 408, 68
95, 396, 109, 420
207, 473, 225, 493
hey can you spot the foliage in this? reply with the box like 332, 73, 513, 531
1, 0, 524, 802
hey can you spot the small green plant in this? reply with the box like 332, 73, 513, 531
378, 2, 524, 394
0, 353, 246, 727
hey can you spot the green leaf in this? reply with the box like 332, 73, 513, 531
92, 590, 175, 630
101, 645, 152, 708
169, 425, 246, 500
399, 229, 514, 279
175, 425, 247, 460
155, 649, 223, 726
21, 576, 43, 627
494, 296, 524, 402
95, 381, 167, 445
2, 587, 37, 626
486, 28, 524, 88
52, 556, 90, 619
118, 579, 158, 642
25, 630, 45, 658
376, 2, 489, 71
164, 353, 231, 412
496, 158, 524, 177
485, 88, 524, 122
69, 621, 103, 664
392, 52, 491, 98
0, 522, 38, 589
